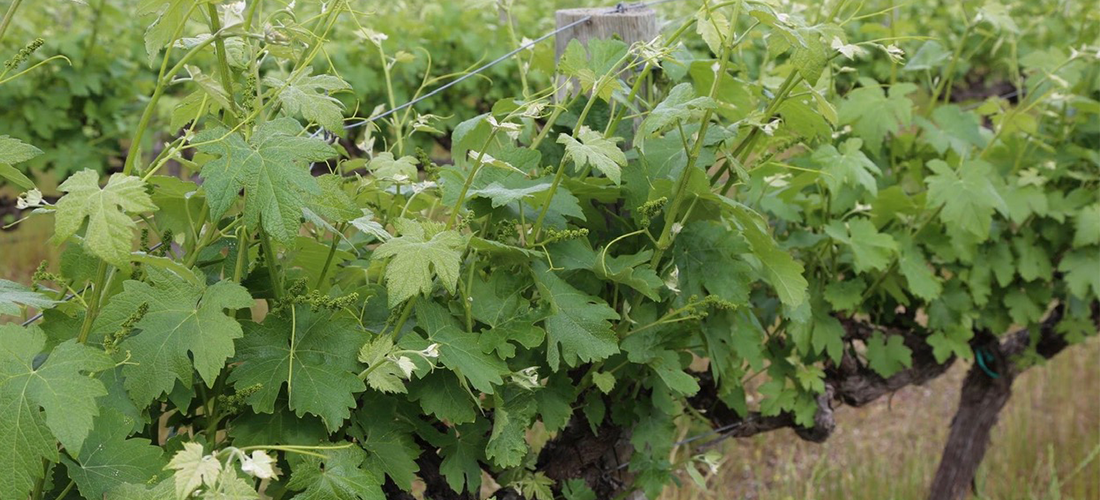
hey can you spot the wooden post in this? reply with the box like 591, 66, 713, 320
554, 7, 658, 101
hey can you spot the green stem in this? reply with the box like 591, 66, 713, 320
0, 0, 23, 45
206, 3, 239, 121
123, 33, 226, 175
76, 261, 109, 344
82, 0, 105, 63
55, 479, 75, 499
258, 226, 282, 301
233, 227, 249, 282
446, 130, 499, 228
315, 223, 347, 288
929, 19, 974, 107
530, 92, 601, 239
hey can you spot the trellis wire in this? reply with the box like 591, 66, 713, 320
334, 0, 684, 134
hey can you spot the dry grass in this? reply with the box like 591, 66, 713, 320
662, 340, 1100, 500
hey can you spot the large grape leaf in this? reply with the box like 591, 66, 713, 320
0, 325, 113, 500
61, 409, 166, 499
286, 446, 384, 500
266, 69, 352, 132
194, 118, 336, 241
230, 306, 366, 432
415, 301, 507, 395
373, 219, 466, 307
0, 279, 56, 317
824, 218, 898, 273
532, 261, 620, 371
0, 135, 41, 190
838, 79, 918, 153
94, 269, 253, 405
924, 159, 1008, 240
51, 170, 157, 268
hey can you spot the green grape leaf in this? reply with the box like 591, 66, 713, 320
265, 69, 351, 132
1060, 249, 1099, 299
309, 174, 361, 223
439, 422, 486, 494
838, 80, 918, 153
286, 446, 384, 500
137, 0, 197, 62
468, 181, 551, 208
728, 203, 808, 307
0, 279, 56, 316
194, 118, 336, 241
0, 135, 41, 190
813, 138, 881, 196
486, 387, 537, 468
558, 128, 627, 185
557, 38, 628, 100
865, 332, 912, 377
94, 269, 252, 405
0, 325, 113, 499
416, 301, 507, 394
51, 169, 157, 268
61, 409, 167, 500
823, 280, 865, 312
926, 326, 973, 364
373, 219, 466, 307
790, 28, 827, 84
231, 307, 366, 432
898, 236, 942, 301
1074, 204, 1100, 248
674, 221, 753, 305
637, 83, 716, 151
357, 336, 409, 394
355, 413, 420, 491
532, 261, 620, 371
409, 371, 478, 424
924, 159, 1008, 240
825, 218, 897, 273
915, 105, 987, 157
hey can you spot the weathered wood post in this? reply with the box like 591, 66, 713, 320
553, 7, 658, 102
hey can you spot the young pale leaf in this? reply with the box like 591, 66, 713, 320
0, 279, 56, 316
695, 9, 730, 55
824, 218, 898, 273
357, 336, 408, 394
266, 69, 351, 132
924, 159, 1008, 240
285, 446, 384, 500
373, 219, 466, 307
231, 307, 366, 432
368, 152, 418, 182
637, 83, 716, 151
195, 118, 336, 241
137, 0, 197, 62
0, 325, 114, 500
51, 170, 157, 268
166, 442, 221, 499
61, 410, 167, 499
813, 138, 881, 196
557, 127, 627, 185
94, 269, 253, 405
532, 262, 620, 371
